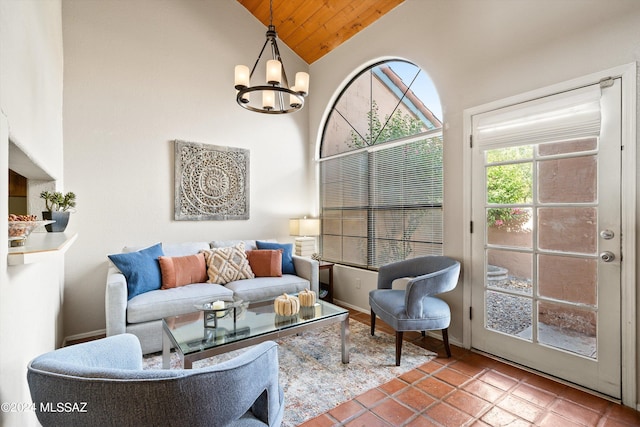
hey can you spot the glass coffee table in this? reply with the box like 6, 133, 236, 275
162, 296, 350, 369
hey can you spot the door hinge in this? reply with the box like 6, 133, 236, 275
470, 221, 474, 233
469, 306, 473, 320
470, 135, 473, 148
599, 77, 614, 89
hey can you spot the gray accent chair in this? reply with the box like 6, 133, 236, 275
369, 256, 461, 366
27, 334, 284, 427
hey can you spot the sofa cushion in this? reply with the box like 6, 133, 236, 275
158, 253, 208, 289
225, 275, 310, 302
256, 241, 295, 275
246, 250, 283, 277
161, 242, 210, 257
201, 242, 255, 285
210, 239, 258, 251
108, 243, 164, 300
127, 283, 233, 324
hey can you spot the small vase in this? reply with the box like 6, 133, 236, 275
42, 211, 70, 232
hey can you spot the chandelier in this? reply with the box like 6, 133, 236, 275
234, 0, 309, 114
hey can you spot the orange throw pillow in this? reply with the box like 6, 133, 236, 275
246, 249, 283, 277
158, 253, 208, 289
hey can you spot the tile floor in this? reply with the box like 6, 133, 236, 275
300, 309, 640, 427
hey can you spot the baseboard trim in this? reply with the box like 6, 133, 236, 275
63, 329, 106, 347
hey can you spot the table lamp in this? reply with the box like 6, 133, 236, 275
289, 217, 320, 256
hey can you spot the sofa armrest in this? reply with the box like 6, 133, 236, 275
292, 256, 319, 295
105, 266, 128, 337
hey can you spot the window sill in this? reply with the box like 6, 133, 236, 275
8, 232, 78, 266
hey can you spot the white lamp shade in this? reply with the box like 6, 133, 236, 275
234, 65, 250, 89
263, 90, 275, 109
294, 72, 309, 95
289, 217, 320, 236
289, 86, 301, 107
266, 60, 282, 85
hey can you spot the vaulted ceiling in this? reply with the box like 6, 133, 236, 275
236, 0, 405, 64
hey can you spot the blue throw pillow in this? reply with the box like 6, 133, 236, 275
108, 243, 164, 300
256, 241, 296, 275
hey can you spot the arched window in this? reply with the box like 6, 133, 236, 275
319, 60, 443, 269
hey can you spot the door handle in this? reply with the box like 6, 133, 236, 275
600, 251, 615, 262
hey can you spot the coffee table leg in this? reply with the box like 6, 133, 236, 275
341, 315, 350, 364
162, 329, 170, 369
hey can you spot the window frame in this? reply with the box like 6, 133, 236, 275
318, 60, 444, 270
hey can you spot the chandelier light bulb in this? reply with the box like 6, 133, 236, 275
234, 65, 250, 89
263, 90, 275, 110
266, 60, 282, 85
295, 72, 309, 95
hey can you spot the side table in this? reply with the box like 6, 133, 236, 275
319, 261, 335, 303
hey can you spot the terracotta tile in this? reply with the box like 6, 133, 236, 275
415, 376, 455, 399
379, 378, 407, 395
345, 410, 392, 427
449, 359, 486, 377
511, 383, 557, 408
478, 370, 518, 391
463, 379, 506, 403
537, 411, 584, 427
370, 398, 416, 425
396, 387, 436, 411
424, 402, 473, 427
560, 387, 611, 414
399, 368, 427, 384
599, 417, 639, 427
481, 407, 530, 427
329, 399, 365, 422
492, 362, 531, 381
524, 374, 568, 395
549, 398, 601, 426
417, 360, 443, 374
434, 367, 472, 387
468, 421, 491, 427
444, 389, 490, 417
299, 413, 336, 427
355, 388, 386, 407
497, 394, 545, 423
405, 414, 441, 427
607, 404, 640, 424
462, 352, 497, 367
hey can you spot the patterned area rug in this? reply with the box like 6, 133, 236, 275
143, 319, 436, 426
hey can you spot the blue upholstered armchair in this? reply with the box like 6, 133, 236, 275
27, 334, 284, 427
369, 256, 461, 366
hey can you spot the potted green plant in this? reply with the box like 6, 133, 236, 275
40, 191, 76, 232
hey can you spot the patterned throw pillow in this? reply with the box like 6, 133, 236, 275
201, 242, 255, 285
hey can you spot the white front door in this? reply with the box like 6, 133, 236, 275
470, 80, 622, 398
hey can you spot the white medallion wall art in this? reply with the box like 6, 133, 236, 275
174, 140, 249, 220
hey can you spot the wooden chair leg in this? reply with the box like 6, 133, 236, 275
442, 328, 451, 358
370, 309, 376, 336
395, 331, 403, 366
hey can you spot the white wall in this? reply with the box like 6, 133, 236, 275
308, 0, 640, 403
0, 1, 64, 426
61, 0, 312, 338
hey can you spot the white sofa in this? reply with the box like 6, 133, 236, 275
105, 240, 319, 354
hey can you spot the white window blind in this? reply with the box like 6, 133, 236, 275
473, 84, 602, 149
321, 136, 443, 269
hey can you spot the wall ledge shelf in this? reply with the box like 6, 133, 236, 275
8, 232, 78, 266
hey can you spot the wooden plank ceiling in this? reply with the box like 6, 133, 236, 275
237, 0, 404, 64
